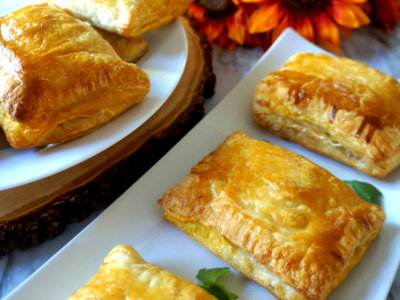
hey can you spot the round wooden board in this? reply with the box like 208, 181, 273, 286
0, 17, 215, 256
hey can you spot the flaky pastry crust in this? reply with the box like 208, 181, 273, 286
68, 244, 216, 300
253, 52, 400, 178
47, 0, 193, 37
0, 4, 150, 148
96, 28, 148, 62
159, 130, 385, 300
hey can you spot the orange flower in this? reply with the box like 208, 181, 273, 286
188, 0, 398, 51
245, 0, 371, 51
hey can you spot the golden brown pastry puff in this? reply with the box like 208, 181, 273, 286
253, 51, 400, 178
96, 28, 148, 62
159, 130, 386, 300
68, 244, 216, 300
0, 4, 150, 148
47, 0, 193, 37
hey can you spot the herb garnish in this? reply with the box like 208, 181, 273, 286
343, 180, 383, 206
196, 267, 238, 300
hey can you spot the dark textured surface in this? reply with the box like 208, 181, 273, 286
0, 30, 215, 257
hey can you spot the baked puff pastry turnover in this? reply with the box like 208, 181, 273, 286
0, 4, 150, 148
47, 0, 193, 37
68, 244, 216, 300
253, 52, 400, 178
159, 130, 385, 300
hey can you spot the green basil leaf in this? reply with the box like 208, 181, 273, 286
196, 267, 238, 300
199, 283, 238, 300
197, 267, 231, 283
343, 180, 382, 206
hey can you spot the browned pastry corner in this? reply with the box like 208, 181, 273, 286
159, 130, 385, 300
0, 3, 150, 148
95, 28, 148, 63
68, 244, 216, 300
253, 51, 400, 178
47, 0, 194, 37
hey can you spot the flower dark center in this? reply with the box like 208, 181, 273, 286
197, 0, 236, 18
282, 0, 325, 11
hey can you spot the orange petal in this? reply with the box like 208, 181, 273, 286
241, 0, 274, 3
361, 2, 371, 15
217, 28, 237, 50
340, 0, 368, 3
349, 2, 370, 25
245, 32, 263, 47
316, 36, 340, 53
201, 20, 224, 42
272, 13, 294, 42
295, 16, 314, 41
227, 19, 246, 44
326, 0, 368, 28
248, 2, 285, 33
227, 5, 248, 44
188, 3, 206, 22
233, 4, 248, 25
313, 11, 340, 47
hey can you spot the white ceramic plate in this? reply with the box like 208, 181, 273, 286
5, 29, 400, 300
0, 1, 188, 191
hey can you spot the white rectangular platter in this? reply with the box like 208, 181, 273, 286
6, 28, 400, 300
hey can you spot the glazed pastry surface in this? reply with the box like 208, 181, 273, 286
0, 4, 150, 148
159, 130, 386, 300
68, 244, 216, 300
96, 28, 148, 62
47, 0, 193, 37
254, 51, 400, 178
